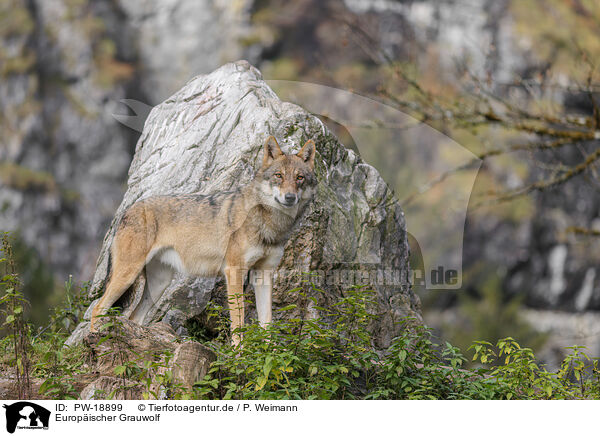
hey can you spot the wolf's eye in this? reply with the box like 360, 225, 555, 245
296, 175, 304, 182
274, 173, 283, 179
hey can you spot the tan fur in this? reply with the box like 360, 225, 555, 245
90, 136, 317, 346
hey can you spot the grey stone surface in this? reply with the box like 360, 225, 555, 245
115, 0, 255, 104
172, 341, 215, 388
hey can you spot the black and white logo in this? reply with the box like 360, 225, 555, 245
3, 402, 50, 433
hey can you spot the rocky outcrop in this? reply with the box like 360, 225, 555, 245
521, 309, 600, 369
502, 153, 600, 312
343, 0, 519, 83
78, 317, 215, 399
72, 61, 419, 348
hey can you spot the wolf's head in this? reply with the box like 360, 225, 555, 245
255, 136, 317, 212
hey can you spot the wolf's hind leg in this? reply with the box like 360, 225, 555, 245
90, 233, 153, 330
90, 255, 147, 330
129, 254, 175, 324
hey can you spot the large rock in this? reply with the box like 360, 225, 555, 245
78, 61, 420, 348
78, 317, 215, 399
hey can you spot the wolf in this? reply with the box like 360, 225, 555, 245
90, 136, 317, 345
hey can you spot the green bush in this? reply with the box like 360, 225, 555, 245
1, 234, 91, 400
29, 276, 90, 400
189, 283, 600, 400
192, 284, 379, 399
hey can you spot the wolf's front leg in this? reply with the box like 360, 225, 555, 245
250, 268, 273, 327
224, 265, 248, 347
252, 246, 283, 328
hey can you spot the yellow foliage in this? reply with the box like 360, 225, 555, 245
0, 163, 57, 193
511, 0, 600, 81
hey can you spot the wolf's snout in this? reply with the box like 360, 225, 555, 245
284, 193, 297, 205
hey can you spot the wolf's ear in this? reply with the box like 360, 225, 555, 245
296, 139, 316, 167
263, 136, 283, 167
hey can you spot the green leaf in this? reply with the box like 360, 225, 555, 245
255, 376, 267, 391
276, 304, 297, 312
114, 365, 127, 376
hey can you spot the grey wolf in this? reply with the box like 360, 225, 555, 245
90, 136, 317, 345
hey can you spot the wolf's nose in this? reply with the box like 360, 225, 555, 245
284, 193, 297, 204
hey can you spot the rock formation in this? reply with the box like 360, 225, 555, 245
67, 61, 420, 349
78, 317, 215, 399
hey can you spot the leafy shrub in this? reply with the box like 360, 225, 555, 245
191, 283, 600, 400
0, 233, 32, 398
193, 284, 380, 399
32, 277, 90, 399
0, 235, 91, 400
